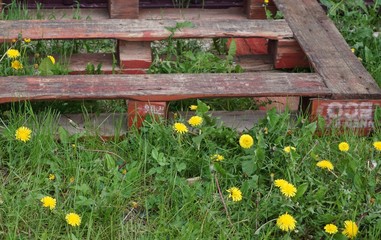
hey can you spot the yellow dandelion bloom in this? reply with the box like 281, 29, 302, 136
279, 183, 297, 198
69, 177, 75, 183
264, 0, 269, 4
173, 122, 188, 134
15, 126, 32, 142
188, 116, 203, 127
40, 196, 56, 210
373, 141, 381, 151
324, 223, 338, 235
274, 179, 288, 187
342, 220, 358, 239
351, 48, 355, 53
189, 105, 197, 110
274, 179, 289, 188
121, 169, 127, 175
239, 134, 254, 149
339, 142, 350, 152
7, 49, 20, 59
49, 174, 55, 181
11, 60, 23, 70
65, 212, 81, 227
47, 55, 55, 64
211, 154, 224, 162
227, 187, 242, 202
284, 146, 296, 153
316, 160, 334, 171
24, 38, 31, 43
276, 213, 296, 232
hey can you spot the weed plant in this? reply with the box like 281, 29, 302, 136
1, 101, 381, 239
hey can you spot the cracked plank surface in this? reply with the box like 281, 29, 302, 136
0, 19, 292, 41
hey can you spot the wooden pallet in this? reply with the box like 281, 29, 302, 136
1, 0, 380, 134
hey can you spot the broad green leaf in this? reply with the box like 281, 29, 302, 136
38, 57, 54, 76
242, 160, 256, 176
293, 183, 308, 200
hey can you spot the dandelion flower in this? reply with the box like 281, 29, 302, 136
211, 154, 224, 162
264, 0, 269, 4
40, 196, 56, 210
351, 48, 355, 53
226, 187, 242, 202
189, 105, 197, 111
274, 179, 289, 188
279, 183, 297, 198
7, 49, 20, 59
69, 177, 75, 183
276, 213, 296, 232
47, 55, 55, 64
284, 146, 296, 153
11, 60, 23, 70
49, 174, 55, 181
339, 142, 349, 152
24, 38, 31, 43
373, 141, 381, 151
173, 122, 188, 134
188, 116, 203, 127
15, 126, 32, 142
342, 220, 358, 239
239, 134, 254, 149
316, 160, 334, 171
324, 223, 338, 235
65, 212, 81, 227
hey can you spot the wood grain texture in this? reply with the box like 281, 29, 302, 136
273, 0, 381, 99
0, 73, 330, 103
108, 0, 138, 19
0, 19, 292, 41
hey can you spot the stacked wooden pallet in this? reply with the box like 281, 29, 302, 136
0, 0, 380, 134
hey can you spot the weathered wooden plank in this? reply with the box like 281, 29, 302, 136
0, 73, 330, 103
108, 0, 138, 19
273, 0, 381, 99
0, 19, 292, 41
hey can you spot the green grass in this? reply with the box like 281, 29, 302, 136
1, 101, 381, 239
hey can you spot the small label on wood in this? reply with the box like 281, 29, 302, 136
127, 101, 167, 129
311, 99, 381, 131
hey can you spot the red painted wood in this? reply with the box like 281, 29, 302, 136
0, 19, 292, 42
228, 38, 268, 55
311, 99, 381, 134
0, 73, 331, 103
127, 101, 167, 129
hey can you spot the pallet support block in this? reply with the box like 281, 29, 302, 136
311, 99, 381, 134
119, 40, 167, 128
118, 41, 152, 74
268, 39, 310, 69
108, 0, 138, 19
127, 101, 167, 129
228, 38, 268, 55
245, 0, 277, 19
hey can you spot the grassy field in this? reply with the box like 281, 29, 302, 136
1, 102, 381, 239
1, 0, 381, 239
